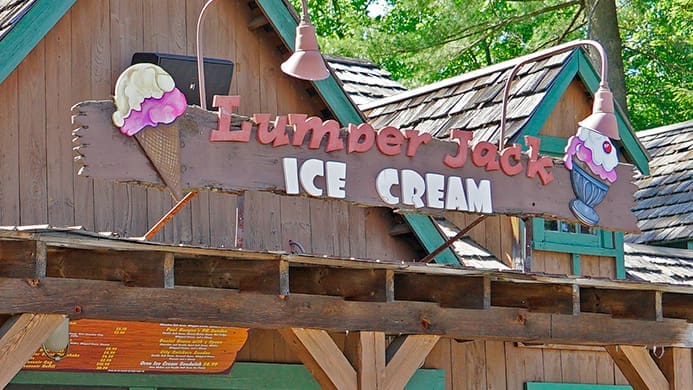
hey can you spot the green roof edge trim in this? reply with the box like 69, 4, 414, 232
11, 363, 443, 389
516, 49, 649, 175
0, 0, 76, 86
255, 0, 363, 125
403, 214, 459, 265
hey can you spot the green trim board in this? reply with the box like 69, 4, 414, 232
254, 0, 364, 126
11, 363, 444, 389
403, 214, 460, 265
526, 383, 632, 390
0, 0, 75, 86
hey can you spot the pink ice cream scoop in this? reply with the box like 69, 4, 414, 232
564, 126, 618, 183
119, 89, 187, 136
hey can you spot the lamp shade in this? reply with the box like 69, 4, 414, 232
44, 316, 70, 352
281, 21, 329, 81
578, 86, 620, 140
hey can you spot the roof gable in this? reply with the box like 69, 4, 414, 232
363, 47, 650, 174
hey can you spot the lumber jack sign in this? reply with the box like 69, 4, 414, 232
72, 65, 639, 232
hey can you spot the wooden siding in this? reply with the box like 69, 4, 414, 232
0, 0, 416, 261
539, 79, 592, 138
424, 339, 630, 389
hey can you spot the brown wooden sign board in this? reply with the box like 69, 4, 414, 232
73, 100, 639, 233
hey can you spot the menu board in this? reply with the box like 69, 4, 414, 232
24, 319, 248, 374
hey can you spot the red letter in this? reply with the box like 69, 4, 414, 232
376, 126, 404, 156
499, 144, 523, 176
209, 96, 251, 142
289, 114, 343, 152
256, 114, 289, 147
525, 136, 554, 185
443, 130, 473, 168
471, 141, 500, 171
404, 129, 432, 157
347, 123, 375, 153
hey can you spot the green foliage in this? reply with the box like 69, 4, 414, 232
298, 0, 692, 131
619, 0, 693, 129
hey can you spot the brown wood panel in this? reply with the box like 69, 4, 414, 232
595, 351, 616, 384
599, 256, 616, 279
540, 80, 592, 138
542, 348, 563, 382
581, 255, 600, 277
0, 72, 20, 226
87, 0, 115, 233
18, 42, 48, 225
309, 198, 336, 256
208, 192, 237, 248
423, 338, 453, 389
331, 201, 350, 257
280, 196, 312, 253
70, 1, 95, 230
505, 342, 544, 389
348, 205, 368, 258
499, 216, 514, 266
44, 14, 75, 228
110, 0, 149, 238
452, 340, 487, 390
485, 340, 507, 390
484, 215, 502, 260
533, 250, 571, 275
233, 1, 261, 109
244, 191, 282, 251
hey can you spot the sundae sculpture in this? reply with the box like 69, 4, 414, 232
563, 87, 620, 226
112, 63, 187, 200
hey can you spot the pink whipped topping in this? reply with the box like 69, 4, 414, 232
119, 88, 187, 136
564, 128, 618, 183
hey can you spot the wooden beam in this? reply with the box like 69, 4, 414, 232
491, 281, 574, 314
279, 328, 357, 390
0, 240, 40, 278
0, 313, 66, 388
662, 292, 693, 322
581, 287, 658, 320
345, 331, 386, 389
383, 335, 440, 390
290, 268, 387, 301
394, 274, 486, 309
655, 348, 693, 390
606, 345, 669, 390
1, 277, 691, 347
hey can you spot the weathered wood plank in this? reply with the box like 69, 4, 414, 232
662, 292, 693, 322
384, 335, 440, 390
345, 331, 386, 390
290, 267, 387, 301
655, 347, 693, 390
174, 257, 282, 293
0, 72, 20, 226
0, 277, 691, 346
451, 340, 487, 390
45, 12, 75, 228
395, 274, 486, 309
279, 328, 357, 390
18, 41, 48, 225
485, 340, 508, 389
491, 281, 574, 314
0, 314, 65, 388
46, 247, 168, 287
581, 287, 658, 320
0, 240, 39, 278
606, 345, 669, 390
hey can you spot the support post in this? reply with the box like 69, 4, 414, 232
0, 314, 66, 388
606, 345, 670, 390
655, 347, 693, 390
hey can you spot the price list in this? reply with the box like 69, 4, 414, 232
24, 319, 248, 374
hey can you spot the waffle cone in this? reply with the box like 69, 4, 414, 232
134, 123, 183, 200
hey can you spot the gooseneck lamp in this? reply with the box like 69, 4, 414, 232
280, 0, 330, 81
498, 39, 620, 151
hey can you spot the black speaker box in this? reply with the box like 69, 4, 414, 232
131, 52, 234, 110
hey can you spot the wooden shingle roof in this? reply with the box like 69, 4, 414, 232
0, 0, 34, 40
625, 243, 693, 286
627, 120, 693, 245
362, 49, 573, 144
325, 54, 407, 108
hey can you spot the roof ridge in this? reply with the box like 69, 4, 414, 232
361, 45, 577, 111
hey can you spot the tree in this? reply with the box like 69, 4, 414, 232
301, 0, 691, 130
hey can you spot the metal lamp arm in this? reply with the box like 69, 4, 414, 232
498, 39, 609, 150
196, 0, 217, 111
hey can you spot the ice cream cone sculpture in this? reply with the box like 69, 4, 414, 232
111, 63, 187, 200
564, 126, 619, 225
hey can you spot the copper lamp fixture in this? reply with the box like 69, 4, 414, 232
281, 0, 330, 81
